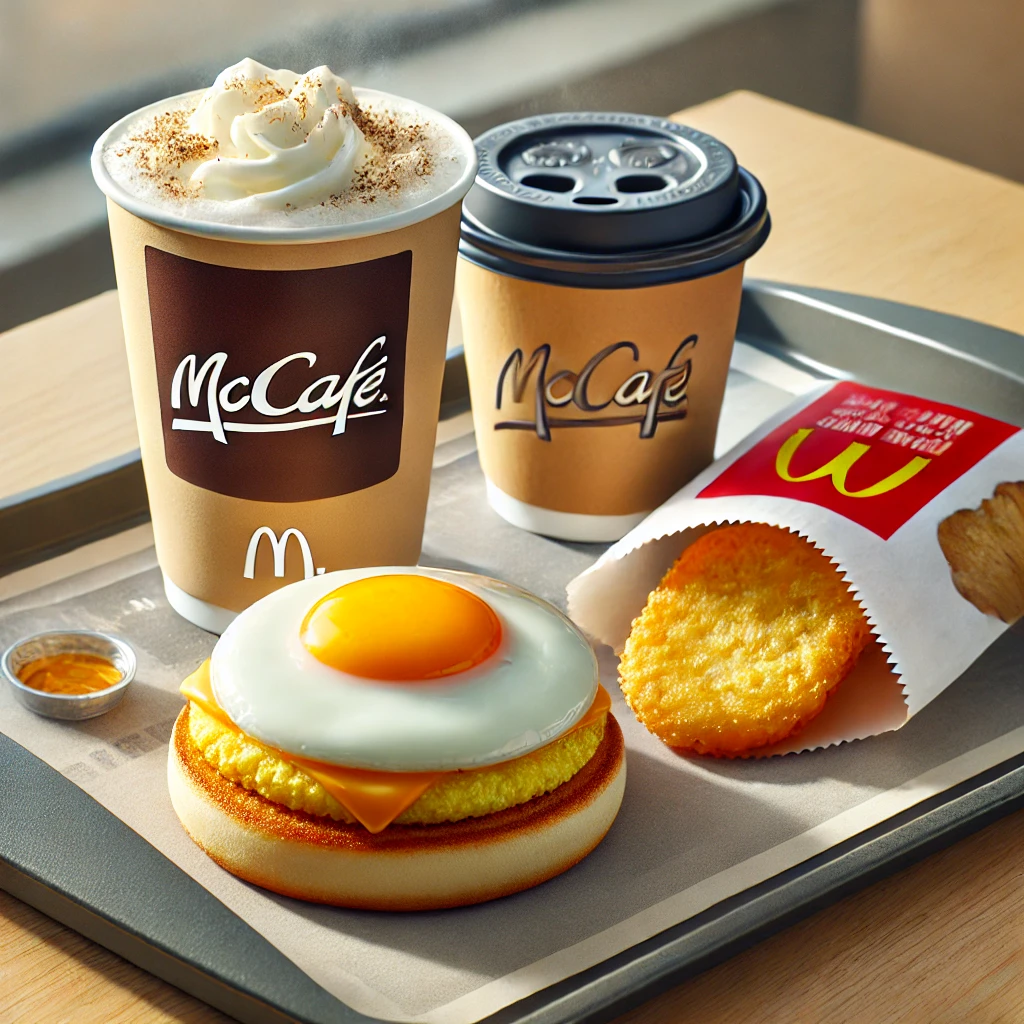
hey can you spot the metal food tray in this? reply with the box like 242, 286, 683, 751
2, 281, 1023, 1024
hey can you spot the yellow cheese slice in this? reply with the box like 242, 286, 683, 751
180, 660, 610, 833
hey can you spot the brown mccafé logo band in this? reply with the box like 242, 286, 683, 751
145, 247, 411, 503
494, 335, 697, 440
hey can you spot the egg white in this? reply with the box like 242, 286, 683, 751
210, 566, 598, 771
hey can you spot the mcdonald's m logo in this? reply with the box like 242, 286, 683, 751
775, 428, 931, 497
243, 526, 326, 580
699, 382, 1018, 540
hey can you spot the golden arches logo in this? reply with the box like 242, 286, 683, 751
775, 428, 931, 497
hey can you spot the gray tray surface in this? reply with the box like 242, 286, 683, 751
2, 283, 1023, 1023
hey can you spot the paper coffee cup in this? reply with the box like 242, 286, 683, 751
457, 113, 770, 542
92, 88, 476, 632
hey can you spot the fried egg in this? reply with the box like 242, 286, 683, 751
211, 567, 598, 771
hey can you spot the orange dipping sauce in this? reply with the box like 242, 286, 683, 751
17, 653, 122, 695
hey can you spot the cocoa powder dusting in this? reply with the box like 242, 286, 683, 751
329, 103, 434, 208
222, 74, 289, 111
127, 106, 214, 193
159, 177, 195, 200
113, 89, 438, 210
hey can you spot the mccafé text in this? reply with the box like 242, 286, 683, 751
495, 335, 697, 440
169, 336, 389, 443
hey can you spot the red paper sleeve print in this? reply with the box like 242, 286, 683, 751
699, 382, 1019, 539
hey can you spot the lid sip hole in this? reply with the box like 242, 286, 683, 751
572, 196, 618, 205
520, 173, 577, 194
615, 174, 670, 194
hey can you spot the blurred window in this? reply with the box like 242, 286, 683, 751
1, 0, 861, 331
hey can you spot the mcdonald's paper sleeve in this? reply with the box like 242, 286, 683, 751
567, 381, 1024, 754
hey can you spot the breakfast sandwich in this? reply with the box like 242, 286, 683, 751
168, 567, 624, 910
618, 522, 871, 757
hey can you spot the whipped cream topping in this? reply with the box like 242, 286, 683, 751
98, 57, 472, 230
185, 59, 369, 209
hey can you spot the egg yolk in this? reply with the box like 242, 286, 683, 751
301, 575, 502, 681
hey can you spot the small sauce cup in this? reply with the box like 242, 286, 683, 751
2, 630, 136, 720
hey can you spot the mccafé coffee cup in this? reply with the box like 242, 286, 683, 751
92, 81, 476, 632
457, 113, 770, 541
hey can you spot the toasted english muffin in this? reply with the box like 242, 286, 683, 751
169, 703, 626, 910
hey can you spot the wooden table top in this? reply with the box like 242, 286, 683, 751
3, 90, 1024, 1022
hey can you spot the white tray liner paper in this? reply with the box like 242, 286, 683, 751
569, 384, 1021, 755
2, 445, 1024, 1023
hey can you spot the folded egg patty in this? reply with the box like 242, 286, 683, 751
187, 702, 606, 826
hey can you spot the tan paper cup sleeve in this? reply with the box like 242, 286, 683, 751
108, 199, 463, 616
457, 260, 745, 518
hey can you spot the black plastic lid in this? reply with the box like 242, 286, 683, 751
459, 112, 770, 289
